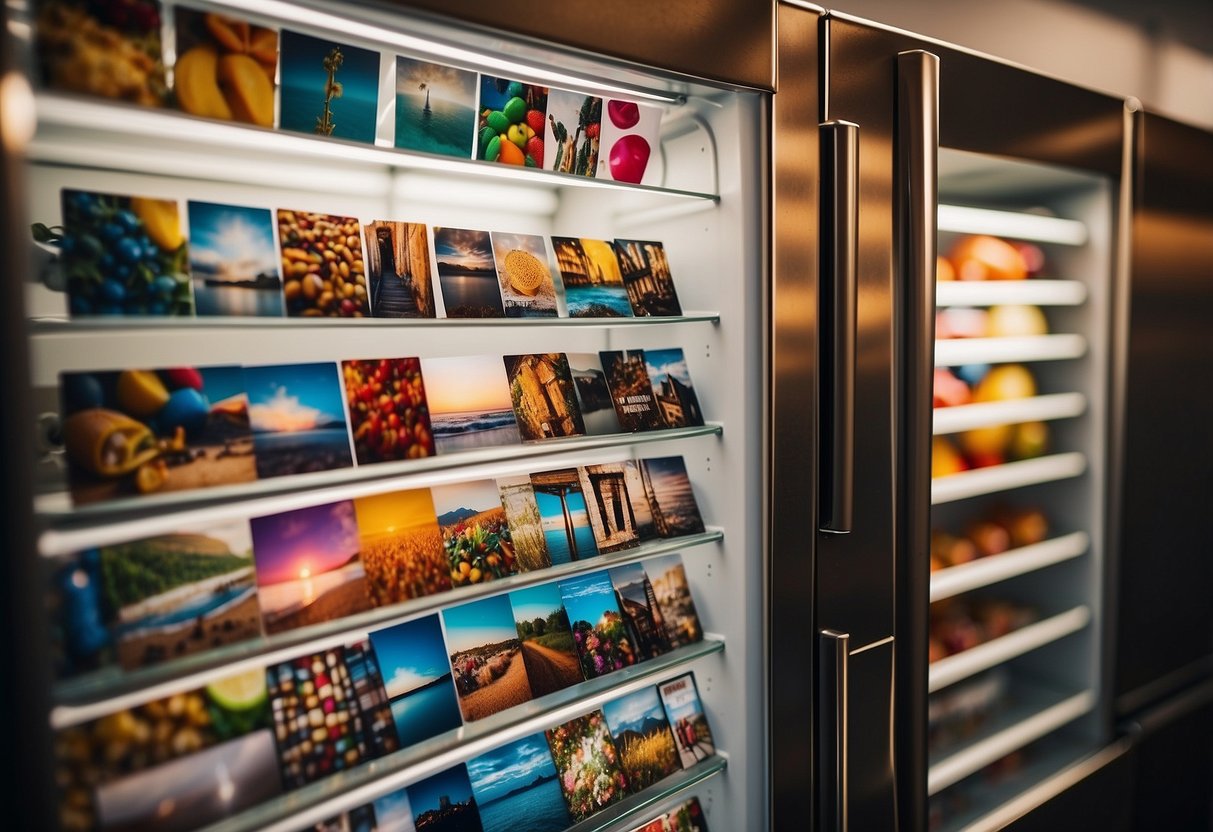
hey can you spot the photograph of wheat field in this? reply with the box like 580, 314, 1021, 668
601, 684, 682, 793
496, 475, 550, 573
354, 487, 451, 605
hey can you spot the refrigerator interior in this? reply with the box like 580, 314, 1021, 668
927, 147, 1113, 830
15, 1, 765, 830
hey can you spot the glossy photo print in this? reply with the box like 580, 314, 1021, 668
61, 189, 192, 317
559, 570, 635, 680
36, 0, 167, 106
530, 468, 600, 565
174, 8, 277, 127
443, 593, 534, 721
60, 365, 255, 505
658, 673, 715, 769
477, 76, 547, 167
433, 226, 505, 318
368, 614, 463, 749
433, 479, 518, 587
491, 232, 559, 318
601, 685, 681, 792
364, 221, 437, 318
640, 456, 706, 537
468, 733, 570, 832
597, 99, 663, 184
421, 355, 521, 453
579, 463, 641, 554
342, 357, 435, 465
395, 56, 477, 158
407, 764, 484, 832
565, 352, 622, 436
250, 500, 371, 635
545, 710, 627, 822
645, 348, 704, 428
544, 89, 601, 177
508, 582, 583, 697
496, 475, 551, 573
504, 353, 585, 442
552, 237, 633, 318
244, 362, 353, 478
187, 201, 283, 317
279, 30, 380, 142
277, 210, 370, 317
608, 561, 672, 661
599, 349, 663, 432
627, 797, 710, 832
371, 787, 416, 832
353, 487, 450, 605
644, 554, 703, 650
615, 239, 681, 317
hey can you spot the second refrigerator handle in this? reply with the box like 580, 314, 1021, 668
819, 629, 851, 832
819, 120, 859, 534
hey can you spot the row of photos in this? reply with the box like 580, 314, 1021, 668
60, 348, 703, 505
55, 189, 683, 320
54, 453, 707, 679
37, 3, 663, 180
56, 563, 711, 832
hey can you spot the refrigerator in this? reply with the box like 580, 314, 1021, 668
792, 9, 1132, 832
1, 0, 774, 830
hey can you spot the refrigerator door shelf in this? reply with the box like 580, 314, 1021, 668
932, 393, 1087, 435
933, 334, 1088, 366
929, 605, 1092, 693
930, 531, 1090, 602
937, 204, 1089, 246
930, 452, 1087, 505
934, 280, 1088, 308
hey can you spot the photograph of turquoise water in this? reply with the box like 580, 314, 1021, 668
279, 30, 380, 143
395, 56, 476, 158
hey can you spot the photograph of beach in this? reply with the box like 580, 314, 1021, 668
608, 562, 672, 661
558, 570, 635, 680
579, 463, 641, 553
407, 764, 484, 832
640, 456, 707, 537
433, 479, 518, 586
369, 614, 463, 749
60, 365, 257, 505
468, 733, 570, 832
615, 239, 682, 317
354, 488, 450, 606
602, 685, 681, 793
496, 476, 550, 573
187, 201, 284, 317
421, 355, 520, 453
551, 237, 634, 318
504, 353, 585, 441
434, 227, 506, 318
658, 673, 715, 768
565, 353, 622, 436
644, 553, 704, 649
443, 594, 534, 721
250, 500, 370, 635
395, 57, 477, 158
508, 582, 583, 697
544, 90, 601, 177
364, 221, 437, 318
491, 232, 559, 318
645, 348, 705, 428
244, 362, 354, 478
529, 468, 600, 565
279, 30, 380, 143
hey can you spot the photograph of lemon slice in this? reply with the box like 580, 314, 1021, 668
504, 249, 549, 296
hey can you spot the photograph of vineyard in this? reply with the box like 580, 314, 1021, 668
601, 685, 682, 793
565, 352, 621, 436
432, 479, 518, 587
508, 583, 583, 696
644, 553, 704, 649
627, 797, 710, 832
545, 710, 628, 822
468, 733, 570, 832
353, 488, 450, 605
250, 500, 371, 635
530, 467, 600, 565
609, 561, 673, 661
503, 353, 585, 441
496, 476, 551, 572
558, 570, 635, 680
579, 462, 641, 553
368, 614, 463, 748
640, 455, 706, 537
658, 673, 715, 769
407, 765, 484, 832
53, 519, 262, 676
443, 593, 534, 721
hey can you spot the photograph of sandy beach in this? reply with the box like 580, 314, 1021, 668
421, 356, 521, 454
244, 362, 354, 478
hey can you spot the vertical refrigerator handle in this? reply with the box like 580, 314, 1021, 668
819, 629, 850, 832
819, 120, 859, 534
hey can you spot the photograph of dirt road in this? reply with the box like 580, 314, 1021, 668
443, 593, 534, 721
508, 582, 583, 697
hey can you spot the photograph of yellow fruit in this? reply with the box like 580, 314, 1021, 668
174, 8, 277, 127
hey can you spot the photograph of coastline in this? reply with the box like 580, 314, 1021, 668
496, 476, 550, 573
468, 733, 570, 832
658, 673, 715, 768
52, 520, 262, 676
615, 239, 682, 317
250, 500, 370, 635
530, 468, 599, 566
579, 463, 641, 553
354, 488, 450, 606
443, 594, 534, 721
372, 787, 417, 832
395, 57, 477, 158
407, 764, 484, 832
508, 582, 583, 697
552, 237, 633, 318
608, 562, 672, 661
434, 227, 505, 318
600, 350, 664, 432
503, 353, 585, 442
342, 357, 435, 465
368, 614, 463, 749
558, 571, 635, 680
545, 710, 628, 822
544, 90, 601, 176
644, 554, 703, 650
60, 365, 256, 505
279, 30, 380, 143
364, 221, 437, 318
640, 456, 707, 537
421, 355, 520, 453
565, 353, 622, 436
244, 362, 353, 478
491, 232, 559, 318
602, 685, 681, 793
645, 348, 704, 428
187, 201, 283, 317
433, 479, 518, 586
